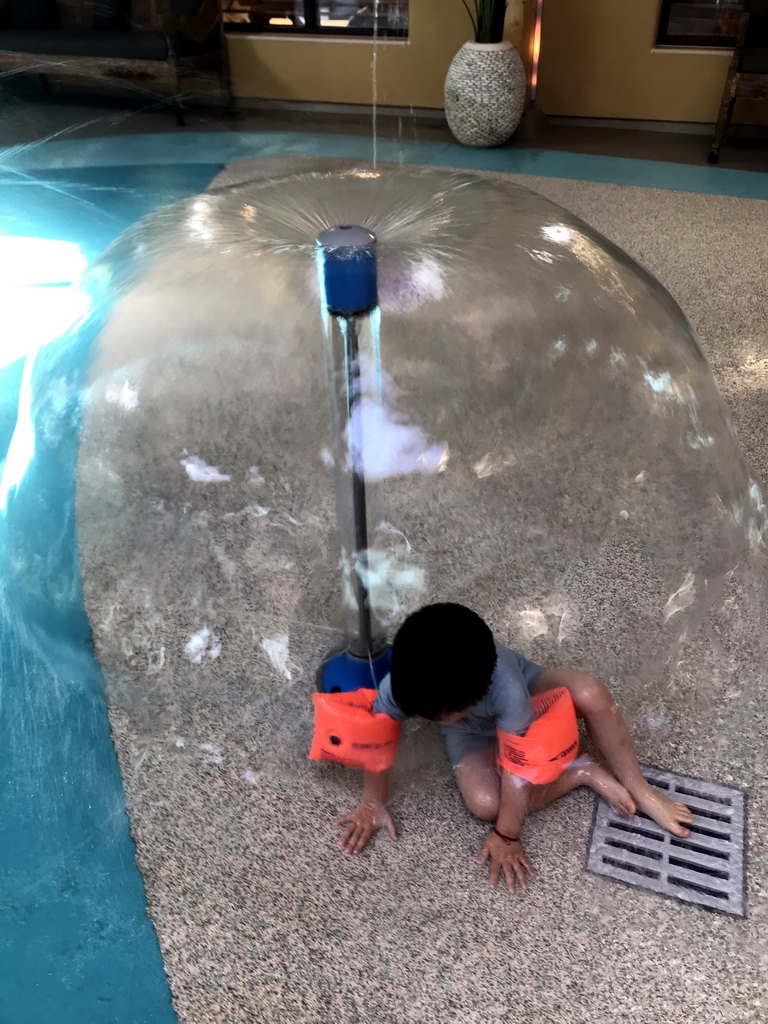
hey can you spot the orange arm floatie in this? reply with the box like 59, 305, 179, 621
497, 687, 579, 785
309, 688, 402, 772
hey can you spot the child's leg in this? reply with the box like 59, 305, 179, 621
455, 747, 637, 821
531, 670, 693, 837
526, 755, 635, 816
453, 745, 503, 821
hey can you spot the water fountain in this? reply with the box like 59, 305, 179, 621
69, 166, 765, 729
3, 161, 766, 1023
315, 224, 392, 692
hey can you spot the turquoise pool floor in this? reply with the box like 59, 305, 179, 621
0, 159, 220, 1024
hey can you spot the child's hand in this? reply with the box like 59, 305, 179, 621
334, 800, 398, 855
478, 830, 534, 892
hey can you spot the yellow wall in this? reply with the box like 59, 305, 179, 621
228, 0, 475, 108
229, 0, 763, 124
537, 0, 763, 124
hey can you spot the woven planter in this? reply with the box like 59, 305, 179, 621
444, 40, 526, 148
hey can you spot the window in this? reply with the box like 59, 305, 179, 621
223, 1, 409, 37
656, 0, 744, 47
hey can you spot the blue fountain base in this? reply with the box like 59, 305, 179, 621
319, 647, 392, 694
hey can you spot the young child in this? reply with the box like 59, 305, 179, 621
333, 603, 694, 893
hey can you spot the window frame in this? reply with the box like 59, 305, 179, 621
223, 0, 409, 38
655, 0, 742, 48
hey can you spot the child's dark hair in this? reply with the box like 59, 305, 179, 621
390, 603, 497, 720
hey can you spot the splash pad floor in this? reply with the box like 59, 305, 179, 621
2, 140, 767, 1024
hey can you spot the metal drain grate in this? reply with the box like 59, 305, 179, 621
586, 765, 747, 918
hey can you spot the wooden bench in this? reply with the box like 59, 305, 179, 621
709, 0, 768, 163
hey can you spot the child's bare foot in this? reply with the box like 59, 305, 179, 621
631, 782, 694, 838
567, 756, 636, 817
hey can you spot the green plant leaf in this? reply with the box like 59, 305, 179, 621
458, 0, 478, 38
474, 0, 507, 43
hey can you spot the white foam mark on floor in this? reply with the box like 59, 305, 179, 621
248, 465, 265, 484
610, 347, 626, 365
105, 380, 139, 411
664, 573, 696, 621
184, 627, 222, 664
515, 596, 580, 644
554, 285, 571, 302
175, 737, 186, 748
146, 646, 165, 675
320, 447, 335, 468
619, 509, 629, 519
644, 710, 667, 729
518, 608, 549, 641
350, 396, 446, 481
184, 628, 210, 664
260, 635, 292, 681
585, 338, 598, 355
635, 470, 647, 483
180, 453, 231, 483
347, 359, 447, 481
242, 769, 261, 786
200, 742, 223, 765
375, 520, 412, 553
474, 453, 515, 479
352, 549, 426, 627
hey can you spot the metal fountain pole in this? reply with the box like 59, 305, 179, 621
316, 226, 391, 693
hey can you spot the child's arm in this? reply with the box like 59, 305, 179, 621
334, 768, 398, 855
477, 769, 533, 891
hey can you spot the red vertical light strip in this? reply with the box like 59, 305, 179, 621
530, 0, 543, 105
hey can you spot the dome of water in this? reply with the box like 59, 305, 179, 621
61, 165, 765, 733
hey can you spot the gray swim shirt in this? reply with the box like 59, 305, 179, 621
373, 641, 544, 737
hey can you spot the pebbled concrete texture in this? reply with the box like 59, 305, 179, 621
76, 157, 768, 1024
